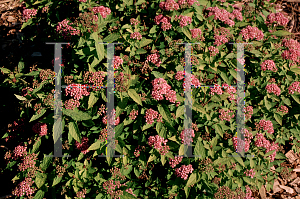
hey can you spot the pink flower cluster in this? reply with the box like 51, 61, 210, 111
288, 81, 300, 94
240, 26, 264, 41
246, 185, 255, 199
65, 84, 90, 101
125, 188, 136, 197
76, 189, 87, 198
178, 0, 199, 7
64, 99, 80, 110
103, 179, 127, 198
144, 108, 163, 124
23, 8, 37, 21
159, 0, 179, 11
222, 83, 237, 102
255, 133, 279, 162
114, 56, 123, 69
129, 109, 139, 120
257, 119, 274, 134
21, 87, 34, 97
148, 135, 170, 155
146, 52, 162, 67
130, 18, 140, 25
19, 153, 38, 172
75, 137, 89, 154
13, 145, 27, 160
78, 0, 87, 2
154, 14, 172, 31
214, 27, 232, 46
219, 109, 235, 122
244, 169, 256, 178
32, 123, 47, 137
266, 12, 289, 26
56, 19, 80, 39
84, 71, 106, 87
180, 128, 195, 145
134, 146, 141, 157
174, 15, 192, 28
175, 71, 201, 88
277, 105, 289, 114
190, 28, 202, 39
244, 106, 253, 120
151, 78, 177, 103
92, 6, 111, 19
206, 6, 241, 27
175, 164, 194, 180
261, 60, 277, 72
208, 46, 219, 56
102, 109, 120, 126
233, 128, 254, 152
12, 177, 36, 197
266, 84, 281, 96
210, 84, 223, 95
281, 39, 300, 63
130, 32, 142, 40
169, 156, 183, 168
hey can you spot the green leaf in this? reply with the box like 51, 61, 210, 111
274, 113, 282, 126
0, 67, 11, 74
264, 150, 276, 157
121, 191, 137, 199
182, 27, 191, 40
53, 116, 64, 144
88, 92, 99, 109
68, 122, 82, 143
52, 176, 62, 187
156, 122, 166, 138
21, 18, 32, 30
91, 32, 105, 62
161, 154, 166, 166
184, 186, 191, 198
128, 89, 142, 105
232, 154, 245, 167
103, 33, 120, 43
250, 158, 255, 168
192, 102, 206, 114
29, 109, 47, 122
115, 122, 124, 138
290, 65, 300, 75
87, 140, 102, 151
179, 144, 186, 156
138, 38, 152, 48
135, 0, 146, 5
33, 190, 45, 199
32, 139, 42, 154
35, 172, 47, 189
63, 108, 92, 121
275, 152, 286, 159
291, 94, 300, 104
195, 138, 205, 160
264, 97, 272, 110
271, 30, 292, 36
186, 172, 197, 187
158, 104, 171, 124
148, 154, 156, 162
149, 25, 157, 33
14, 94, 26, 101
136, 48, 147, 54
40, 153, 52, 171
176, 105, 185, 118
214, 124, 223, 138
142, 122, 154, 131
18, 61, 25, 73
152, 71, 164, 78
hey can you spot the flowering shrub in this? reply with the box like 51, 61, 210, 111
2, 0, 300, 198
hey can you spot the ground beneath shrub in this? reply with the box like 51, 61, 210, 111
0, 0, 300, 198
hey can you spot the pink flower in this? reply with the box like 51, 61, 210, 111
174, 15, 192, 28
206, 6, 235, 26
190, 28, 202, 39
102, 109, 120, 126
13, 145, 27, 160
180, 128, 195, 145
277, 105, 288, 114
266, 84, 281, 96
145, 108, 159, 125
219, 109, 235, 122
258, 119, 274, 134
65, 84, 90, 101
92, 6, 111, 18
12, 177, 36, 197
130, 32, 142, 40
146, 53, 162, 67
266, 13, 289, 26
208, 46, 219, 56
23, 8, 37, 21
32, 123, 47, 136
126, 188, 136, 197
210, 84, 223, 95
64, 99, 80, 110
148, 135, 170, 155
130, 18, 140, 25
130, 109, 139, 120
18, 153, 38, 171
75, 137, 89, 154
244, 106, 253, 120
255, 133, 271, 148
244, 169, 256, 178
288, 81, 300, 94
169, 156, 183, 168
151, 78, 177, 103
175, 164, 193, 180
134, 146, 141, 157
159, 0, 179, 11
261, 60, 277, 72
240, 26, 264, 41
78, 0, 87, 2
114, 56, 123, 69
154, 14, 172, 31
56, 19, 80, 39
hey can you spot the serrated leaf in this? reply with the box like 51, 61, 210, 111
0, 67, 11, 74
40, 153, 52, 171
33, 190, 45, 199
271, 30, 292, 36
88, 92, 99, 109
149, 25, 157, 33
29, 109, 47, 122
182, 27, 191, 40
103, 33, 120, 43
138, 38, 152, 48
52, 176, 62, 187
87, 140, 102, 151
63, 108, 92, 121
21, 18, 32, 30
69, 122, 82, 143
274, 113, 282, 126
264, 149, 276, 157
186, 172, 197, 187
136, 48, 147, 54
232, 154, 245, 167
35, 172, 47, 189
291, 94, 300, 104
158, 104, 171, 124
128, 89, 142, 105
192, 102, 206, 114
161, 154, 166, 166
214, 124, 223, 138
32, 139, 41, 154
152, 71, 164, 78
195, 139, 205, 160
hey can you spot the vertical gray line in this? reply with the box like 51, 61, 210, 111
46, 42, 70, 158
